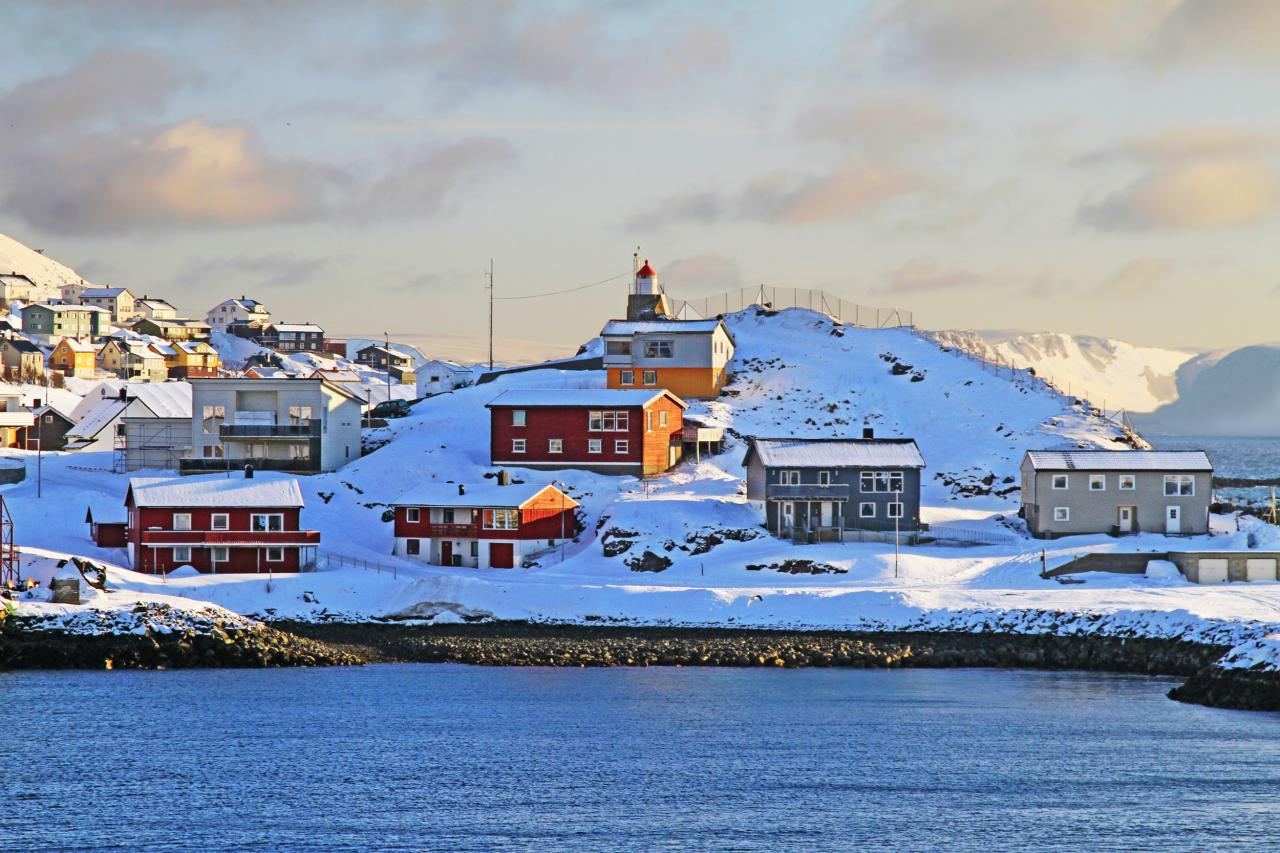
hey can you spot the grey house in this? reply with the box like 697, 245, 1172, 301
743, 436, 925, 542
1020, 450, 1213, 538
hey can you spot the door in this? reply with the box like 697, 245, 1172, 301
489, 542, 514, 569
780, 502, 794, 534
1196, 558, 1228, 584
440, 540, 453, 566
820, 502, 834, 527
1165, 505, 1181, 534
1246, 559, 1278, 582
1118, 506, 1134, 533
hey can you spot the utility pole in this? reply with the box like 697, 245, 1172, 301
486, 259, 494, 370
384, 331, 391, 408
893, 488, 901, 578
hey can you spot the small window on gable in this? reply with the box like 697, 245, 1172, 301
1052, 474, 1068, 490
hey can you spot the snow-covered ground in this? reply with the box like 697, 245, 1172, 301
5, 306, 1280, 669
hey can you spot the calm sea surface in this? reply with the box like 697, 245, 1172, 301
3, 665, 1280, 852
1148, 434, 1280, 506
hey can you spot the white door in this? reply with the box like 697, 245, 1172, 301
1165, 505, 1181, 534
1197, 558, 1228, 584
1246, 559, 1277, 582
1118, 506, 1134, 533
781, 502, 794, 532
820, 502, 834, 527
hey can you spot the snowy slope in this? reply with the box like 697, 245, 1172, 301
0, 231, 93, 298
932, 330, 1195, 414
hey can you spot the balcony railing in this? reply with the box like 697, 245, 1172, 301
220, 420, 320, 439
417, 523, 484, 538
765, 483, 852, 502
139, 529, 321, 545
179, 457, 320, 473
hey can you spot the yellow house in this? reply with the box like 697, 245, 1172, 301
166, 341, 221, 378
49, 337, 98, 378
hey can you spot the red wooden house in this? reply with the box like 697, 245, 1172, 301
125, 471, 320, 574
391, 476, 578, 569
486, 389, 687, 476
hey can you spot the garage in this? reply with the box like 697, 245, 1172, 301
1196, 558, 1228, 584
488, 542, 514, 569
1246, 558, 1278, 582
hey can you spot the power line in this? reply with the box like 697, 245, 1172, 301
493, 270, 631, 301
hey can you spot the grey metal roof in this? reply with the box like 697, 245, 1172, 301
485, 388, 686, 409
600, 319, 724, 336
748, 438, 925, 469
1024, 450, 1213, 472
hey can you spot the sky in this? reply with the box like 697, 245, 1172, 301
1, 0, 1278, 360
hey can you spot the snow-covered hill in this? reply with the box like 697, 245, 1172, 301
931, 330, 1195, 414
0, 231, 93, 298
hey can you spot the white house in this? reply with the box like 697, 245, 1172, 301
207, 297, 270, 331
64, 382, 193, 453
416, 359, 474, 397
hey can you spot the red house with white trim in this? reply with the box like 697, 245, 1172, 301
486, 389, 687, 476
125, 471, 320, 574
391, 477, 578, 569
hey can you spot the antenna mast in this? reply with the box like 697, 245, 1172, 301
486, 258, 494, 370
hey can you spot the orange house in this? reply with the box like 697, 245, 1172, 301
600, 318, 735, 399
48, 337, 98, 378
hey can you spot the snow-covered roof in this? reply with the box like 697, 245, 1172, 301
138, 298, 176, 309
81, 287, 131, 299
600, 319, 724, 336
128, 474, 305, 508
392, 480, 576, 509
747, 437, 926, 469
69, 382, 193, 438
217, 297, 267, 311
422, 359, 470, 372
271, 323, 324, 333
146, 318, 210, 328
33, 302, 110, 313
485, 388, 687, 409
0, 272, 35, 284
58, 337, 97, 352
66, 399, 126, 440
1024, 450, 1213, 472
3, 336, 42, 353
310, 368, 361, 383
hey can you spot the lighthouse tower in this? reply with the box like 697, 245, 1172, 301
626, 258, 672, 321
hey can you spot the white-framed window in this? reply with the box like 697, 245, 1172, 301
642, 370, 657, 386
1053, 507, 1070, 522
211, 513, 229, 531
251, 513, 283, 532
203, 445, 223, 458
406, 539, 420, 555
588, 411, 629, 432
266, 547, 283, 562
511, 438, 526, 454
1164, 475, 1195, 496
548, 438, 563, 454
887, 502, 904, 519
818, 471, 831, 486
442, 508, 455, 524
619, 370, 634, 385
173, 546, 191, 563
172, 512, 192, 531
1119, 474, 1136, 490
1052, 474, 1069, 490
483, 509, 519, 530
615, 439, 629, 454
406, 508, 420, 523
1089, 474, 1106, 491
859, 471, 904, 493
658, 411, 668, 428
511, 409, 526, 427
860, 502, 876, 518
782, 502, 794, 519
643, 340, 674, 358
646, 411, 653, 432
779, 470, 800, 485
212, 547, 229, 563
588, 438, 602, 454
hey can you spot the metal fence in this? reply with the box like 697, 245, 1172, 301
665, 286, 912, 328
925, 523, 1021, 547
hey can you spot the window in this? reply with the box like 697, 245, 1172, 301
548, 438, 563, 454
1119, 474, 1136, 491
203, 445, 224, 459
1164, 475, 1195, 496
818, 471, 831, 486
860, 471, 904, 493
619, 370, 634, 385
588, 438, 602, 454
646, 412, 653, 432
44, 414, 53, 424
887, 502, 904, 519
266, 547, 283, 562
511, 409, 526, 427
442, 508, 455, 524
173, 513, 192, 531
782, 502, 794, 518
470, 541, 479, 557
288, 405, 312, 424
406, 508, 420, 523
212, 547, 229, 563
202, 405, 225, 434
658, 411, 668, 427
1089, 474, 1106, 491
211, 513, 229, 531
860, 502, 876, 518
511, 438, 526, 454
642, 370, 657, 386
406, 539, 420, 556
251, 514, 283, 532
606, 340, 631, 356
483, 509, 519, 530
643, 340, 674, 359
780, 470, 800, 485
1053, 507, 1070, 522
173, 547, 191, 563
615, 439, 629, 454
1052, 474, 1069, 490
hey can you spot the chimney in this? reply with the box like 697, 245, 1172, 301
497, 470, 510, 486
33, 398, 41, 409
457, 484, 465, 496
244, 464, 254, 479
862, 426, 874, 439
118, 387, 128, 401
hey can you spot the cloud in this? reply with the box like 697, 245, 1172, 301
795, 96, 958, 153
1102, 258, 1176, 296
1079, 159, 1279, 231
631, 161, 926, 229
660, 254, 747, 295
1074, 129, 1280, 166
358, 137, 515, 220
178, 253, 332, 290
875, 259, 981, 294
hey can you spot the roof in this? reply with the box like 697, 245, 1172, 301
80, 287, 131, 299
600, 319, 725, 336
746, 437, 926, 469
271, 323, 324, 333
392, 480, 577, 509
3, 337, 42, 354
0, 273, 35, 284
138, 298, 176, 309
57, 337, 97, 353
67, 383, 192, 439
1023, 450, 1214, 472
485, 388, 687, 409
32, 302, 110, 314
174, 341, 214, 354
31, 403, 74, 422
637, 260, 656, 277
218, 297, 267, 311
144, 318, 210, 329
127, 474, 305, 509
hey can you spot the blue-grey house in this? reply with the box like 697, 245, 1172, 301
743, 435, 925, 542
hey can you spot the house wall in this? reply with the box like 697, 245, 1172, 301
489, 400, 683, 475
1021, 466, 1212, 537
126, 503, 307, 573
606, 366, 727, 398
601, 326, 734, 398
760, 466, 923, 534
124, 417, 193, 471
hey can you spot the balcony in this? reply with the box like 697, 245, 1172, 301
140, 529, 321, 546
417, 523, 484, 538
765, 483, 851, 502
179, 456, 321, 474
220, 420, 320, 440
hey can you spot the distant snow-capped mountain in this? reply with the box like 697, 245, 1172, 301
931, 329, 1196, 414
0, 231, 93, 299
1131, 343, 1280, 437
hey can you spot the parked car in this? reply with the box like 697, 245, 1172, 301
370, 399, 412, 419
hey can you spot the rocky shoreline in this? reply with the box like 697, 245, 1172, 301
5, 618, 1280, 712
